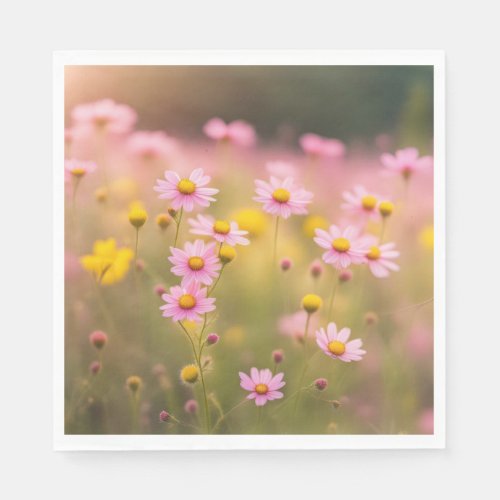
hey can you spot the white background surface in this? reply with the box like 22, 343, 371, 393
1, 0, 499, 498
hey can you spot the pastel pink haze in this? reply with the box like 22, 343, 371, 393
154, 168, 219, 212
316, 322, 366, 362
168, 239, 222, 287
278, 310, 319, 341
160, 281, 216, 323
203, 118, 256, 147
71, 99, 137, 134
380, 147, 433, 177
299, 133, 345, 158
253, 176, 313, 219
239, 368, 286, 406
127, 131, 177, 159
188, 214, 250, 246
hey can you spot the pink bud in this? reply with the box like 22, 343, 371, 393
89, 360, 101, 375
135, 259, 145, 271
184, 399, 199, 414
159, 410, 171, 422
89, 330, 108, 350
339, 269, 353, 282
272, 349, 284, 364
310, 259, 323, 278
206, 333, 219, 346
280, 258, 292, 271
154, 284, 166, 296
314, 378, 328, 391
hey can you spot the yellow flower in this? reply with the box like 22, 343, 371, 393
128, 201, 148, 228
126, 375, 142, 393
302, 293, 323, 313
419, 225, 434, 250
303, 215, 328, 238
219, 244, 237, 264
232, 208, 268, 237
80, 238, 133, 285
180, 364, 199, 384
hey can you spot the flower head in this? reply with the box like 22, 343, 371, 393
188, 214, 249, 246
301, 294, 323, 314
80, 238, 133, 285
364, 241, 400, 278
127, 131, 177, 160
206, 333, 219, 346
154, 168, 219, 212
168, 239, 222, 287
314, 225, 367, 269
280, 258, 293, 271
159, 410, 172, 422
314, 378, 328, 391
126, 375, 142, 393
180, 364, 199, 384
299, 133, 345, 158
316, 323, 366, 362
156, 213, 172, 229
341, 185, 383, 220
184, 399, 199, 414
89, 330, 108, 350
203, 118, 256, 147
128, 201, 148, 228
272, 349, 284, 364
89, 361, 101, 375
380, 147, 433, 179
65, 159, 97, 178
160, 281, 215, 323
378, 200, 395, 218
219, 244, 237, 264
71, 99, 137, 134
239, 368, 285, 406
253, 177, 313, 219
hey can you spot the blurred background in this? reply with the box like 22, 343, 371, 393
65, 65, 433, 151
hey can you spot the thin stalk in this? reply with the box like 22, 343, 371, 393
327, 269, 339, 321
173, 207, 184, 248
272, 216, 280, 266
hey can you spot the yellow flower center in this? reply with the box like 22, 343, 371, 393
361, 195, 377, 210
71, 168, 86, 178
179, 294, 196, 309
367, 246, 381, 260
255, 383, 268, 395
188, 256, 204, 271
177, 179, 196, 195
332, 237, 350, 252
327, 340, 346, 356
272, 188, 291, 203
180, 364, 199, 383
213, 220, 231, 234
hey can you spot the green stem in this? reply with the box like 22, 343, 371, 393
134, 227, 139, 267
327, 270, 339, 321
272, 216, 280, 266
173, 207, 183, 248
208, 265, 225, 296
211, 399, 249, 433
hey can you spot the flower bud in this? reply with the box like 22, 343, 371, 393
89, 330, 108, 350
310, 259, 323, 279
159, 410, 171, 422
272, 349, 284, 364
167, 207, 177, 218
89, 360, 101, 375
154, 284, 166, 296
95, 187, 108, 203
219, 244, 236, 264
156, 213, 172, 229
301, 293, 323, 314
280, 258, 292, 271
180, 364, 199, 384
126, 375, 142, 393
314, 378, 328, 391
129, 206, 148, 228
206, 333, 219, 346
339, 269, 353, 282
379, 200, 394, 217
184, 399, 199, 414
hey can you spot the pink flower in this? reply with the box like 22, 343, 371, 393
253, 177, 313, 219
160, 281, 215, 322
380, 147, 433, 178
313, 225, 367, 269
278, 310, 319, 341
364, 241, 400, 278
127, 131, 177, 159
341, 185, 383, 220
239, 368, 285, 406
316, 323, 366, 362
168, 239, 222, 287
188, 214, 249, 246
203, 118, 256, 147
65, 159, 97, 178
71, 99, 137, 134
154, 168, 219, 212
299, 133, 345, 158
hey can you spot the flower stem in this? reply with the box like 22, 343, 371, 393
173, 207, 183, 248
208, 265, 225, 296
272, 216, 280, 266
327, 269, 339, 321
380, 218, 387, 243
178, 321, 211, 434
134, 227, 139, 267
292, 313, 312, 423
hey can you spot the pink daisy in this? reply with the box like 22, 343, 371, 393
64, 159, 97, 178
203, 118, 256, 147
253, 177, 313, 219
160, 281, 215, 323
364, 241, 400, 278
299, 133, 345, 158
278, 310, 319, 342
313, 225, 368, 269
154, 168, 219, 212
239, 368, 286, 406
168, 239, 222, 287
71, 99, 137, 134
188, 214, 250, 246
316, 323, 366, 362
380, 147, 433, 178
341, 185, 383, 220
127, 131, 177, 160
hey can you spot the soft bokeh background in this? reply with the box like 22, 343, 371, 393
64, 65, 434, 435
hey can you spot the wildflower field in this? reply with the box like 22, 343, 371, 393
64, 66, 434, 435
